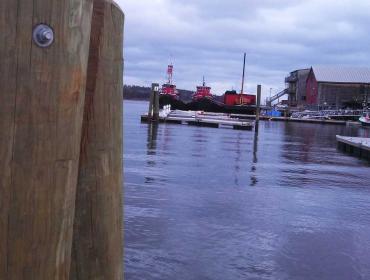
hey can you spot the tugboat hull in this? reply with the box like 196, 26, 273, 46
187, 98, 224, 113
159, 94, 187, 110
159, 95, 256, 115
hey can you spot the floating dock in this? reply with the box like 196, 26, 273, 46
141, 110, 254, 130
336, 135, 370, 160
230, 114, 348, 125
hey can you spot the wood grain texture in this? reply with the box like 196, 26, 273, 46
70, 1, 124, 279
0, 0, 93, 279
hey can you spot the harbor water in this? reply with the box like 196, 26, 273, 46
124, 100, 370, 280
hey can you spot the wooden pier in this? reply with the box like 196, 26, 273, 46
336, 136, 370, 160
141, 110, 254, 130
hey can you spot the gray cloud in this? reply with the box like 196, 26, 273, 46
116, 0, 370, 99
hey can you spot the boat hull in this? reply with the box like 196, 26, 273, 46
159, 95, 256, 115
360, 117, 370, 127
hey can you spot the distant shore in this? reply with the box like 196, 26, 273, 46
123, 85, 194, 102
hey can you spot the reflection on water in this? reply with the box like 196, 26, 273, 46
251, 129, 259, 187
125, 101, 370, 280
147, 123, 158, 152
145, 124, 158, 183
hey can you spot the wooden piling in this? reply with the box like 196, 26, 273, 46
70, 1, 124, 279
153, 85, 160, 121
255, 85, 262, 131
148, 83, 160, 121
148, 84, 155, 119
0, 0, 93, 279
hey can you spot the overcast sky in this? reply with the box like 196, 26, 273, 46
116, 0, 370, 99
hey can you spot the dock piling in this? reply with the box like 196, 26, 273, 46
70, 1, 124, 279
0, 0, 93, 278
154, 84, 160, 121
148, 84, 155, 119
0, 1, 124, 279
148, 83, 160, 121
255, 85, 262, 131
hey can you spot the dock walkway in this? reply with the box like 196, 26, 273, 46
142, 110, 254, 130
231, 114, 348, 125
336, 135, 370, 160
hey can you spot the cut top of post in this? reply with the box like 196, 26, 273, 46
152, 83, 159, 92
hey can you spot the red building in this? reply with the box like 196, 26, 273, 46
224, 90, 256, 106
306, 70, 318, 104
305, 66, 370, 108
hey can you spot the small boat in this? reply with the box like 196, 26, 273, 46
359, 112, 370, 127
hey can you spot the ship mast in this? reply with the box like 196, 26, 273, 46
167, 64, 173, 85
241, 53, 246, 95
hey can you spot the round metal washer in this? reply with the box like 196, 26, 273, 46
33, 24, 54, 48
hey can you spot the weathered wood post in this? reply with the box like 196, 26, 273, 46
148, 83, 160, 121
0, 0, 93, 279
153, 84, 160, 121
70, 0, 124, 279
148, 84, 155, 119
255, 85, 262, 131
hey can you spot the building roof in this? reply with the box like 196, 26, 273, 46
312, 66, 370, 84
291, 68, 310, 74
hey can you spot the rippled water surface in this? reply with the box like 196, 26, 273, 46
124, 100, 370, 280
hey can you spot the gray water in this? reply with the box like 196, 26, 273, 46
124, 100, 370, 280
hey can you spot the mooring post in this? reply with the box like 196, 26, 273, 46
0, 0, 93, 278
153, 83, 160, 121
255, 85, 262, 131
70, 1, 124, 279
148, 84, 155, 119
148, 83, 160, 121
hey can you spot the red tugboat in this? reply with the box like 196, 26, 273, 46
192, 77, 213, 101
160, 64, 179, 99
187, 77, 221, 112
